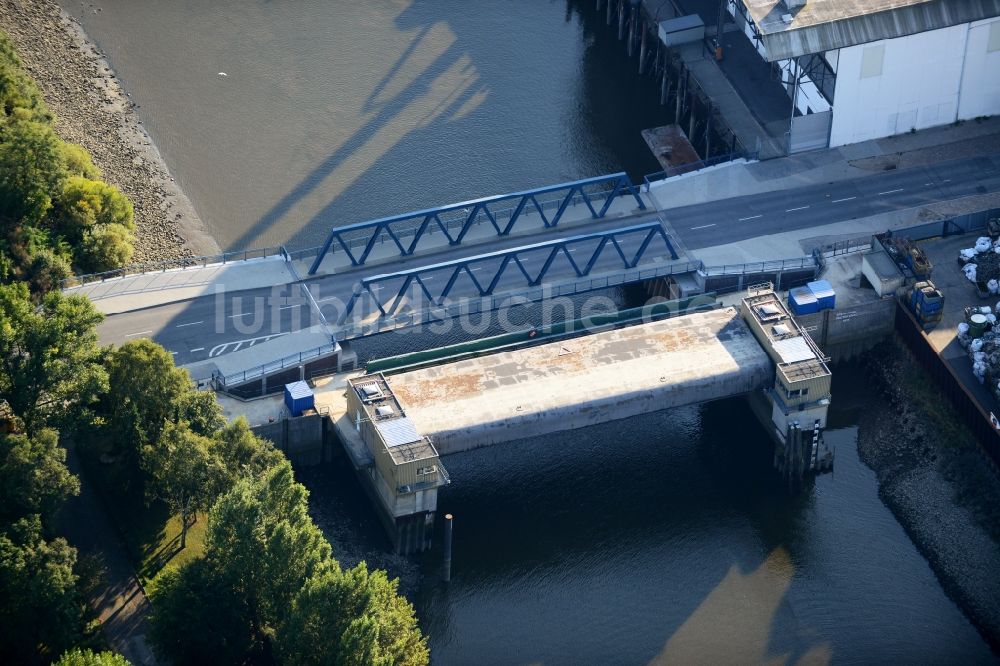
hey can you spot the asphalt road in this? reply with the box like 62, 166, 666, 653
666, 154, 1000, 250
97, 213, 671, 366
98, 153, 1000, 366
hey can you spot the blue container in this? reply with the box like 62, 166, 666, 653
284, 381, 315, 417
807, 280, 836, 311
789, 287, 819, 315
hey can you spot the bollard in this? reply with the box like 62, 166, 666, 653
442, 513, 454, 582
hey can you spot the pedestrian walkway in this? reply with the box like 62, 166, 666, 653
648, 117, 1000, 211
58, 444, 158, 666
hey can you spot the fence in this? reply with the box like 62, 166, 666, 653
62, 245, 288, 288
215, 342, 338, 390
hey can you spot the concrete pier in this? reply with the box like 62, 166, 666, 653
388, 307, 773, 454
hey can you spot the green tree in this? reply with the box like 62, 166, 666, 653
54, 648, 131, 666
0, 32, 49, 122
278, 562, 429, 666
213, 416, 284, 491
0, 282, 106, 434
178, 388, 225, 437
55, 176, 134, 240
150, 461, 333, 662
0, 429, 79, 526
148, 558, 253, 664
144, 422, 218, 549
0, 516, 84, 662
0, 115, 66, 224
80, 223, 133, 274
59, 143, 101, 180
100, 339, 189, 471
25, 246, 72, 294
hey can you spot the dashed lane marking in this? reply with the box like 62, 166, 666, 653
124, 330, 152, 337
738, 214, 762, 221
690, 223, 716, 230
190, 347, 205, 352
176, 320, 203, 328
878, 188, 904, 195
785, 206, 810, 212
831, 196, 856, 203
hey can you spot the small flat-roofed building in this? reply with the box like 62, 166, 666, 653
346, 373, 448, 528
727, 0, 1000, 151
741, 284, 832, 430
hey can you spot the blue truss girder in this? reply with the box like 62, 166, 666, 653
337, 221, 677, 324
308, 172, 645, 275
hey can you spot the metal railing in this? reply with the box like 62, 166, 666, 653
700, 256, 817, 276
215, 342, 338, 388
332, 259, 702, 340
62, 245, 288, 288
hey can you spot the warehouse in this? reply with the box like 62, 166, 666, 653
727, 0, 1000, 151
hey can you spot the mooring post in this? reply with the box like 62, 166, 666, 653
674, 64, 683, 122
638, 20, 648, 73
442, 513, 454, 583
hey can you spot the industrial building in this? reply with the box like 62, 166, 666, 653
345, 373, 448, 536
728, 0, 1000, 151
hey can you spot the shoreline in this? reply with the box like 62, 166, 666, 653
0, 0, 220, 265
859, 341, 1000, 653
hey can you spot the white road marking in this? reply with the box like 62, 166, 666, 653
125, 330, 152, 337
190, 347, 205, 352
831, 196, 856, 203
785, 206, 810, 212
878, 188, 904, 195
278, 303, 303, 310
943, 179, 952, 182
228, 311, 249, 318
690, 223, 716, 230
169, 351, 178, 355
176, 320, 203, 328
738, 214, 762, 221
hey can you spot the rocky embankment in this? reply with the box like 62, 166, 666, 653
860, 340, 1000, 652
0, 0, 219, 265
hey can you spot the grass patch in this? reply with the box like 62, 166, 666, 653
78, 437, 207, 586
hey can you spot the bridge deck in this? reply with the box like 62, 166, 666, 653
387, 307, 774, 454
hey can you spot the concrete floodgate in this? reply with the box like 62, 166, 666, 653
388, 307, 774, 454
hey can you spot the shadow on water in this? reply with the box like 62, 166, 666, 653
409, 364, 993, 665
228, 0, 665, 254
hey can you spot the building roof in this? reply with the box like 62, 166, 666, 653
741, 0, 1000, 61
375, 417, 422, 448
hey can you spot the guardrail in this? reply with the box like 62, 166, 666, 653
701, 256, 817, 276
62, 245, 288, 288
215, 342, 338, 388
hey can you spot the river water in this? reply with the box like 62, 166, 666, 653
58, 0, 995, 663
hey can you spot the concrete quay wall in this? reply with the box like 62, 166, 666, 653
389, 308, 774, 454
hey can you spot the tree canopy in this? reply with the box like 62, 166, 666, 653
54, 648, 132, 666
279, 563, 429, 666
0, 516, 85, 662
0, 30, 136, 292
0, 429, 79, 526
0, 282, 106, 434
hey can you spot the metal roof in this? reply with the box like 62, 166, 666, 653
375, 417, 422, 448
284, 381, 312, 399
740, 0, 1000, 61
773, 336, 816, 364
